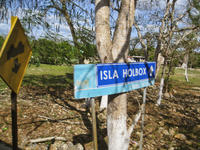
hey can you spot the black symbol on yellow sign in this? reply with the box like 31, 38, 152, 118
7, 41, 24, 73
7, 42, 24, 60
12, 58, 21, 73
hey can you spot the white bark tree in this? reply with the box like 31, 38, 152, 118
156, 0, 200, 105
132, 0, 199, 105
95, 0, 137, 149
182, 51, 189, 82
181, 32, 200, 82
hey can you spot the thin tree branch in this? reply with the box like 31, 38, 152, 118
30, 137, 67, 143
133, 22, 148, 60
173, 26, 200, 32
174, 29, 198, 46
110, 1, 120, 12
134, 22, 146, 49
128, 106, 142, 137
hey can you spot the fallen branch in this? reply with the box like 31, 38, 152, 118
30, 137, 67, 143
38, 115, 81, 125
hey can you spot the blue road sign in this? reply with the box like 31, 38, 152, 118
74, 62, 156, 99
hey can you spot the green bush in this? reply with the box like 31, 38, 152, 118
29, 38, 97, 65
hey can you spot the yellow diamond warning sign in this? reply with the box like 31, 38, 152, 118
0, 16, 32, 94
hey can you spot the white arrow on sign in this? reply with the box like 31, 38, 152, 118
149, 66, 154, 77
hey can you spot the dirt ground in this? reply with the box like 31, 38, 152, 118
0, 83, 199, 150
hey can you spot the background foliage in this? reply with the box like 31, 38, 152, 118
0, 35, 97, 66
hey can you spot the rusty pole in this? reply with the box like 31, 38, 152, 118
11, 91, 18, 150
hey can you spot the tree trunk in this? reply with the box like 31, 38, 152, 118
95, 0, 112, 63
95, 0, 136, 149
107, 94, 130, 150
157, 59, 167, 106
155, 53, 164, 80
60, 1, 79, 48
107, 1, 135, 149
185, 67, 189, 82
165, 56, 173, 93
182, 52, 189, 82
100, 95, 108, 111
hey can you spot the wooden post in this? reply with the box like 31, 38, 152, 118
90, 98, 98, 150
139, 88, 147, 150
11, 91, 18, 150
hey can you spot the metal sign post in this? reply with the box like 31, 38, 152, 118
90, 98, 98, 150
11, 91, 18, 150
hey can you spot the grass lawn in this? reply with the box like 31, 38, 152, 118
26, 64, 73, 76
0, 64, 73, 92
170, 68, 200, 88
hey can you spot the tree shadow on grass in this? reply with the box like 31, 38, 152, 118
23, 73, 73, 89
50, 97, 108, 150
0, 140, 22, 150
